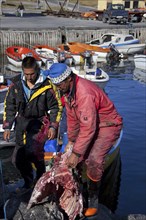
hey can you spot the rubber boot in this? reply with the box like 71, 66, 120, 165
84, 181, 100, 217
84, 190, 98, 217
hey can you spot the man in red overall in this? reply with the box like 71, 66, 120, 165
48, 63, 123, 217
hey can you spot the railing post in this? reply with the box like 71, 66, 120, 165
0, 0, 3, 16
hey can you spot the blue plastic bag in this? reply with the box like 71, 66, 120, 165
44, 139, 59, 152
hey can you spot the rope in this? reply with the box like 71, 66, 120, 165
3, 199, 9, 220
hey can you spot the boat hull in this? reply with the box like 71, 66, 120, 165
6, 46, 42, 67
44, 129, 123, 171
34, 45, 73, 66
7, 55, 22, 67
7, 55, 42, 68
116, 44, 146, 55
134, 55, 146, 70
71, 67, 109, 90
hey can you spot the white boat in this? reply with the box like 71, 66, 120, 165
116, 44, 146, 55
134, 54, 146, 70
6, 46, 42, 68
58, 43, 111, 64
86, 33, 145, 55
87, 33, 140, 47
33, 45, 58, 64
71, 67, 109, 90
33, 45, 73, 66
5, 63, 22, 73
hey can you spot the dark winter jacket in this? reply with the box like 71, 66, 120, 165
3, 73, 62, 132
17, 4, 25, 10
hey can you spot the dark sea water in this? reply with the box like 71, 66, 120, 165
104, 61, 146, 215
0, 55, 146, 216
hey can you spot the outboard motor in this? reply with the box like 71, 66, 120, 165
83, 50, 91, 58
109, 43, 120, 54
107, 43, 121, 63
83, 50, 94, 69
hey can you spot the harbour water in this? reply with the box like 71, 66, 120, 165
104, 60, 146, 215
0, 54, 146, 216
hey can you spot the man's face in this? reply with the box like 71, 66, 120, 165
23, 67, 38, 84
55, 78, 70, 94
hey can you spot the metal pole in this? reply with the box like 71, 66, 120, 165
37, 0, 40, 9
0, 0, 3, 16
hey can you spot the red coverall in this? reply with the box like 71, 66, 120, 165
65, 76, 123, 182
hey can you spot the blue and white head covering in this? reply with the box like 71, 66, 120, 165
47, 63, 72, 84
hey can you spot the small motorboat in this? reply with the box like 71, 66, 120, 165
33, 44, 73, 66
33, 44, 58, 64
5, 46, 42, 67
134, 54, 146, 70
67, 42, 111, 58
86, 33, 140, 47
86, 33, 146, 55
71, 67, 109, 90
58, 43, 117, 65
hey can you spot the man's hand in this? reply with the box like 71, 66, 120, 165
65, 141, 74, 152
48, 127, 56, 140
3, 130, 11, 142
66, 152, 80, 168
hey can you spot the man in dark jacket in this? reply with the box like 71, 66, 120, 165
48, 63, 123, 217
17, 2, 25, 17
3, 57, 62, 189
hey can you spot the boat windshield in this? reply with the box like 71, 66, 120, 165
102, 35, 114, 43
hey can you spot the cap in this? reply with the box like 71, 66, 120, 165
47, 63, 71, 84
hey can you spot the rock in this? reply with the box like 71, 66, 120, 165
127, 214, 146, 220
1, 190, 146, 220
